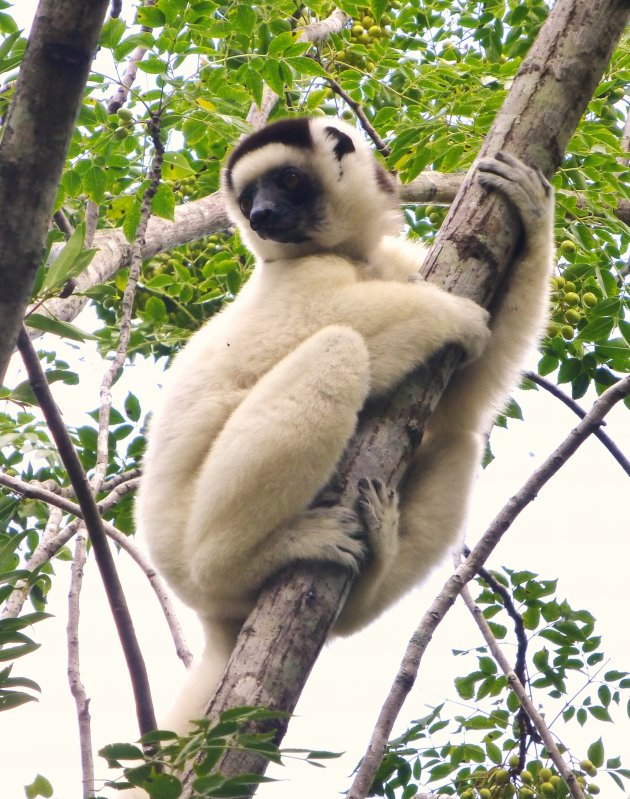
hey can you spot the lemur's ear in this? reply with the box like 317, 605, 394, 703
323, 125, 356, 161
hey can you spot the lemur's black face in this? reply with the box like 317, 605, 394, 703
237, 166, 323, 244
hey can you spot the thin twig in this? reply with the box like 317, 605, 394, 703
53, 209, 75, 237
346, 374, 630, 799
16, 328, 157, 736
326, 75, 391, 157
94, 115, 164, 491
107, 0, 156, 113
67, 531, 95, 798
525, 371, 630, 477
459, 583, 585, 799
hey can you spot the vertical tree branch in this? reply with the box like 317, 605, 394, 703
67, 531, 95, 799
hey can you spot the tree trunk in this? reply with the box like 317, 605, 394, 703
0, 0, 109, 383
181, 0, 630, 795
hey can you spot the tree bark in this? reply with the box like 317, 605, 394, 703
0, 0, 110, 384
182, 0, 630, 794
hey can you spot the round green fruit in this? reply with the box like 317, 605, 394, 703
480, 789, 492, 799
565, 308, 581, 324
540, 782, 555, 798
113, 126, 129, 140
582, 292, 597, 307
560, 239, 576, 254
519, 788, 534, 799
520, 770, 534, 784
561, 325, 574, 340
117, 107, 133, 123
362, 15, 374, 27
509, 754, 521, 769
539, 768, 553, 782
580, 760, 597, 777
494, 769, 510, 785
564, 280, 577, 292
588, 783, 600, 794
564, 291, 580, 306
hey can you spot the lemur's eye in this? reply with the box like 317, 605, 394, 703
239, 194, 253, 217
280, 169, 301, 191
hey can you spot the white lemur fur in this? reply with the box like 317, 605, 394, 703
136, 116, 553, 735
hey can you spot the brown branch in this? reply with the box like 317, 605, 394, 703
347, 373, 630, 799
16, 328, 157, 737
53, 209, 75, 237
0, 0, 110, 384
459, 583, 585, 799
326, 76, 391, 157
66, 531, 95, 799
463, 550, 538, 763
525, 371, 630, 477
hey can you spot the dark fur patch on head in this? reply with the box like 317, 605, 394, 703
374, 163, 396, 194
324, 125, 356, 161
224, 118, 314, 190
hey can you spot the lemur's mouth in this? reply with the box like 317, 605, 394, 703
256, 227, 310, 244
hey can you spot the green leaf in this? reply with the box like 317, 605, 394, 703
587, 737, 605, 768
41, 223, 98, 293
262, 58, 284, 96
486, 741, 502, 765
162, 152, 194, 180
99, 742, 144, 762
123, 197, 143, 243
268, 30, 295, 57
151, 183, 176, 221
136, 5, 166, 27
24, 774, 53, 799
24, 314, 97, 342
146, 773, 182, 799
124, 392, 142, 422
100, 17, 126, 48
588, 705, 612, 722
138, 56, 168, 74
577, 316, 614, 343
229, 4, 257, 35
84, 164, 107, 203
144, 296, 168, 322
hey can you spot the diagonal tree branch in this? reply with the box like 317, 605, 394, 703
16, 329, 157, 738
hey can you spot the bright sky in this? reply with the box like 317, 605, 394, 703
2, 2, 630, 798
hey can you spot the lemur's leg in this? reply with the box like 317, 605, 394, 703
185, 325, 371, 595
